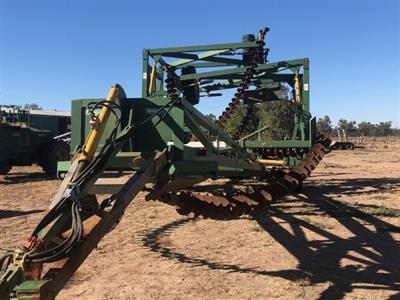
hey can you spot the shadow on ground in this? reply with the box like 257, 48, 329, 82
0, 209, 45, 219
307, 177, 400, 196
140, 177, 400, 300
0, 172, 52, 185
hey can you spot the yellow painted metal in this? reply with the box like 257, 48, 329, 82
294, 71, 302, 104
257, 159, 285, 166
148, 61, 157, 96
78, 84, 120, 163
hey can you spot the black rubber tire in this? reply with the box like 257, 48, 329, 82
242, 34, 257, 65
0, 161, 12, 175
40, 141, 70, 176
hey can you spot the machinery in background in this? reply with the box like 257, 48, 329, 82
331, 129, 354, 150
331, 129, 365, 150
0, 106, 71, 175
0, 27, 332, 299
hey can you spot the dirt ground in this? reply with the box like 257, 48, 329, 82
1, 139, 399, 300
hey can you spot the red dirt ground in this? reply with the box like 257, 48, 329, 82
1, 139, 399, 299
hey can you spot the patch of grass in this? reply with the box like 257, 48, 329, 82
359, 205, 400, 217
293, 276, 312, 287
373, 194, 389, 201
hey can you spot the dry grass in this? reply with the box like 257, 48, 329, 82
294, 276, 313, 287
358, 205, 400, 217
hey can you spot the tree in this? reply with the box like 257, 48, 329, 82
317, 115, 332, 134
205, 113, 216, 122
392, 128, 400, 136
24, 103, 42, 110
337, 118, 357, 136
224, 103, 259, 138
357, 121, 375, 136
258, 100, 295, 140
375, 121, 392, 136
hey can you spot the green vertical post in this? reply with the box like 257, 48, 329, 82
142, 50, 149, 97
302, 58, 310, 113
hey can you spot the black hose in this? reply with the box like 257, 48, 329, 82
21, 101, 123, 264
28, 203, 83, 263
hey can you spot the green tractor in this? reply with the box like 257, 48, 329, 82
0, 106, 71, 176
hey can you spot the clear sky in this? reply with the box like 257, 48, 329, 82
1, 0, 399, 127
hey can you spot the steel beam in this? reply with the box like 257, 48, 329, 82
147, 41, 257, 55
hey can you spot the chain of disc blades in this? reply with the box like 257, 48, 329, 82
164, 65, 179, 102
216, 27, 268, 133
257, 147, 310, 159
152, 136, 331, 220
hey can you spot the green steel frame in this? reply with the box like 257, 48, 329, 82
141, 41, 314, 146
63, 35, 317, 179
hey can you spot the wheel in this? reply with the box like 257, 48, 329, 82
0, 161, 12, 175
346, 143, 354, 150
40, 141, 70, 176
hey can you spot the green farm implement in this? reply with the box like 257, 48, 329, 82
0, 27, 331, 299
0, 107, 70, 175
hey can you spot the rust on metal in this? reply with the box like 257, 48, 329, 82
153, 136, 331, 219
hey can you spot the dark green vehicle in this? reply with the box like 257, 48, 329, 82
0, 106, 71, 175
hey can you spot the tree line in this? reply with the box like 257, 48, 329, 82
209, 104, 399, 139
317, 115, 399, 137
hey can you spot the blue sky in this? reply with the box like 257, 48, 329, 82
1, 0, 399, 127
